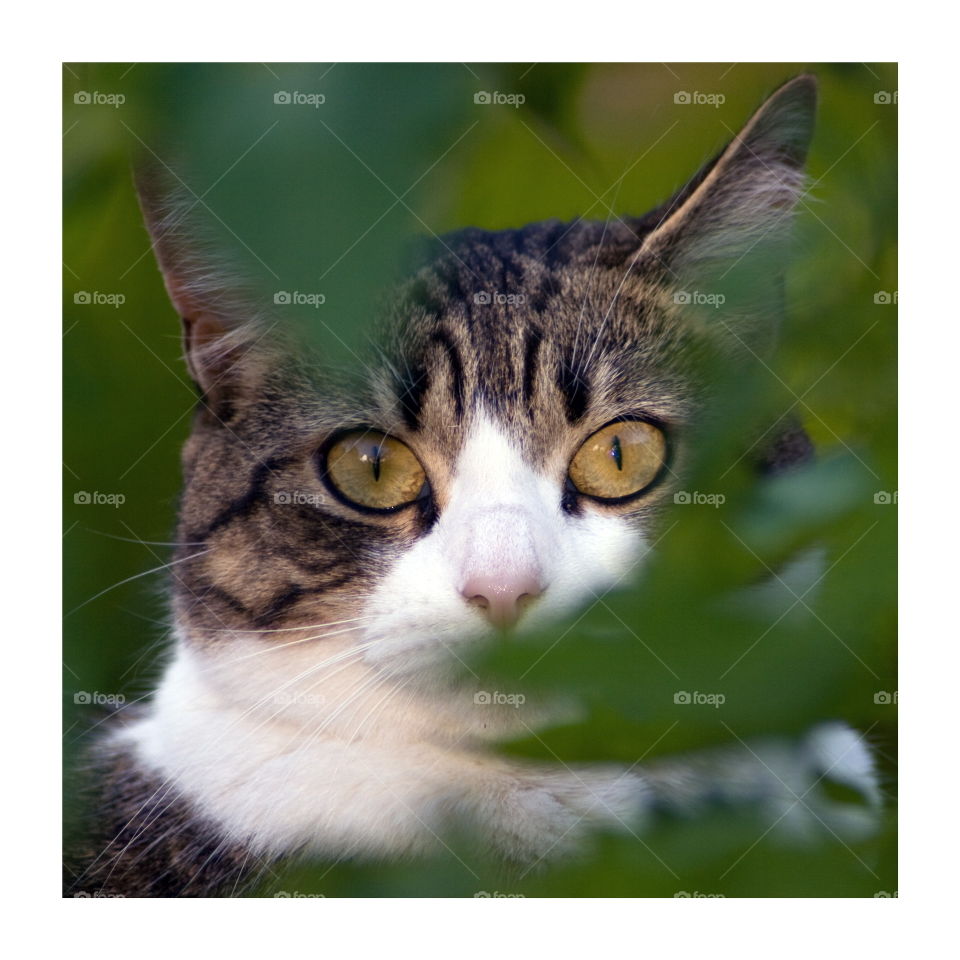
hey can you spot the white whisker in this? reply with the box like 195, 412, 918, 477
65, 550, 210, 618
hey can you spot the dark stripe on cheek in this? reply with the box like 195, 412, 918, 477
207, 586, 254, 619
556, 360, 590, 423
431, 329, 464, 422
189, 455, 296, 541
254, 574, 356, 627
255, 584, 307, 627
181, 575, 255, 622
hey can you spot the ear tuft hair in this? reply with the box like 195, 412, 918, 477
640, 74, 817, 277
134, 161, 269, 398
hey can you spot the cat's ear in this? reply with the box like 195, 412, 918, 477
638, 74, 816, 285
135, 165, 263, 400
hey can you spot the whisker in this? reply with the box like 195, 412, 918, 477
255, 649, 380, 743
301, 671, 386, 744
220, 622, 376, 665
76, 639, 381, 884
84, 528, 207, 547
192, 609, 380, 636
347, 674, 409, 743
65, 550, 210, 618
67, 691, 156, 743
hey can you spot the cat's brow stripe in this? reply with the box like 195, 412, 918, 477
499, 252, 524, 295
556, 360, 590, 423
529, 274, 562, 314
522, 327, 543, 413
396, 364, 431, 431
429, 329, 465, 421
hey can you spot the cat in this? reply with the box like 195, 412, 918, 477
66, 74, 880, 898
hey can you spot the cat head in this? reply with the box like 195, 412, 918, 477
138, 75, 816, 700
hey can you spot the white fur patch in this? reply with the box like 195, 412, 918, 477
117, 415, 649, 860
361, 415, 643, 673
117, 416, 879, 863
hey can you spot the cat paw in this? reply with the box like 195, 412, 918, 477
754, 722, 882, 842
642, 721, 882, 844
490, 767, 650, 863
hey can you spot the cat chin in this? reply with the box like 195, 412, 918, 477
112, 633, 585, 861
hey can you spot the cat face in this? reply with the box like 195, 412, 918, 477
349, 225, 696, 674
140, 76, 816, 697
170, 230, 691, 675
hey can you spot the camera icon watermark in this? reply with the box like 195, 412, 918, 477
873, 691, 898, 705
272, 691, 325, 706
873, 491, 897, 505
273, 91, 325, 108
74, 691, 126, 706
473, 291, 526, 306
873, 290, 898, 305
74, 491, 126, 508
473, 890, 525, 898
674, 91, 726, 108
673, 290, 725, 309
274, 291, 326, 308
873, 91, 898, 105
274, 490, 325, 506
474, 690, 525, 708
473, 91, 525, 108
73, 90, 125, 108
74, 291, 125, 308
673, 491, 725, 508
674, 890, 725, 898
674, 690, 726, 708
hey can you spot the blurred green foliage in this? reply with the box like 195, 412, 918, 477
63, 62, 896, 897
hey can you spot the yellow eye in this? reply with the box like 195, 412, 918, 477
568, 420, 667, 501
322, 431, 427, 511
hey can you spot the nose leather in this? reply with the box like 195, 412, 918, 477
450, 502, 549, 629
461, 571, 544, 629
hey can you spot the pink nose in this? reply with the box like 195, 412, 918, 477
461, 572, 545, 629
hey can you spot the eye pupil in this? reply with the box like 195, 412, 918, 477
610, 435, 623, 471
322, 431, 427, 512
568, 420, 667, 502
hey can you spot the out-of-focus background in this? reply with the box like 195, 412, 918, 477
63, 62, 896, 897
